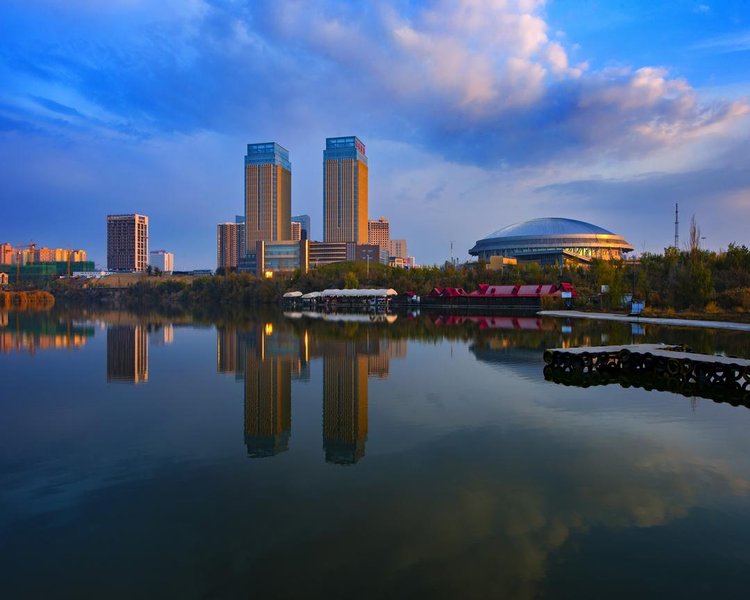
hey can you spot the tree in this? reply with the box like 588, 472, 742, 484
688, 215, 702, 254
343, 271, 359, 289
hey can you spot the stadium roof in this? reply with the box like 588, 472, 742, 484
481, 218, 614, 240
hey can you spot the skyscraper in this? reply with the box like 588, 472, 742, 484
217, 221, 245, 271
245, 142, 291, 249
368, 217, 390, 251
323, 136, 368, 243
107, 214, 149, 272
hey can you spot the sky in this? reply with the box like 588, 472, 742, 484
1, 0, 749, 269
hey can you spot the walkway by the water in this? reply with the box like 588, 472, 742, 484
538, 310, 750, 332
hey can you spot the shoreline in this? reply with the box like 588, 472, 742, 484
538, 310, 750, 332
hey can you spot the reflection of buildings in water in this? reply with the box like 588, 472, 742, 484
150, 323, 174, 345
217, 327, 241, 375
244, 351, 292, 457
367, 336, 408, 378
106, 325, 149, 384
0, 314, 92, 354
164, 323, 174, 344
430, 314, 551, 331
323, 340, 369, 464
241, 323, 309, 458
225, 323, 405, 463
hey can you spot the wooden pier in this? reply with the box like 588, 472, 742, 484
543, 344, 750, 406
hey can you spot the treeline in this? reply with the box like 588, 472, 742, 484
50, 243, 750, 314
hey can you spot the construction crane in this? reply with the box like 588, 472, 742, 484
14, 242, 36, 284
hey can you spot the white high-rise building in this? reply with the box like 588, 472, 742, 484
149, 250, 174, 274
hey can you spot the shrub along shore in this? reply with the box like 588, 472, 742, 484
0, 290, 55, 310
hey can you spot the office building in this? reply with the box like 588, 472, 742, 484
244, 142, 291, 248
368, 217, 390, 251
356, 244, 389, 265
389, 239, 407, 260
324, 136, 368, 243
291, 214, 311, 240
149, 250, 174, 274
309, 241, 357, 267
290, 221, 302, 241
217, 221, 246, 271
107, 214, 149, 272
251, 240, 309, 276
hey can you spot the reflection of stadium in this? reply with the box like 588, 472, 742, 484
106, 325, 149, 384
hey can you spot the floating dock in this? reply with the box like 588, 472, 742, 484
543, 344, 750, 406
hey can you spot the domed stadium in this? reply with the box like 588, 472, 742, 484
469, 217, 633, 266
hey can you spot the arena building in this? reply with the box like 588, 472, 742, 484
469, 217, 633, 266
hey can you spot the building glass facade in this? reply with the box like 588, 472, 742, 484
324, 137, 368, 244
245, 142, 292, 249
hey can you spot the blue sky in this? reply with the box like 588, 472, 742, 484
1, 0, 749, 268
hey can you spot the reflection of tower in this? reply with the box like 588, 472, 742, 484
107, 325, 148, 383
366, 336, 389, 379
217, 326, 240, 375
149, 323, 174, 346
323, 341, 369, 464
243, 324, 292, 457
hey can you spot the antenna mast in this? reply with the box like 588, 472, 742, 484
674, 203, 679, 249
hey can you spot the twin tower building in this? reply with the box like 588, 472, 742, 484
220, 136, 372, 275
245, 137, 368, 246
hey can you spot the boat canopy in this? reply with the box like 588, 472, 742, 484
301, 291, 322, 299
282, 291, 303, 298
321, 288, 397, 298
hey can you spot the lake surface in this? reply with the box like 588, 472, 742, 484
2, 308, 750, 598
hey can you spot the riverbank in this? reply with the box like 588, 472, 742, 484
538, 310, 750, 332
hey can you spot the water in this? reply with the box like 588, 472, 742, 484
1, 309, 750, 598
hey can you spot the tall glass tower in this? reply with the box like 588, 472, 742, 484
244, 142, 292, 250
323, 136, 368, 243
